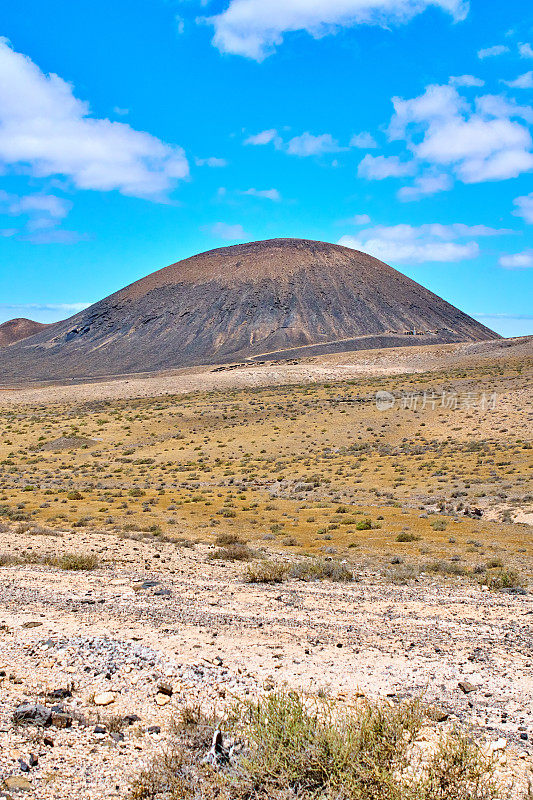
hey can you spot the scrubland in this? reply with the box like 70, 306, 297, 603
0, 345, 531, 798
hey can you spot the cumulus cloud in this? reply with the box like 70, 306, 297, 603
502, 71, 533, 89
205, 0, 468, 60
349, 131, 377, 148
0, 190, 82, 241
207, 222, 246, 240
0, 301, 91, 313
449, 74, 484, 87
338, 222, 507, 264
0, 38, 188, 199
513, 192, 533, 223
286, 132, 341, 156
241, 188, 281, 200
0, 190, 70, 227
195, 156, 228, 167
244, 128, 346, 158
498, 250, 533, 268
358, 154, 416, 179
477, 44, 509, 59
244, 129, 281, 146
397, 173, 452, 200
519, 42, 533, 59
386, 83, 533, 188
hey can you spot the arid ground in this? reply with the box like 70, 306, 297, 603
0, 338, 531, 798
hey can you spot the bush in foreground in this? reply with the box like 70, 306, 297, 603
130, 691, 501, 800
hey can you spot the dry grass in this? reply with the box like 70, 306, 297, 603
0, 551, 100, 570
0, 350, 531, 586
129, 691, 502, 800
243, 557, 353, 583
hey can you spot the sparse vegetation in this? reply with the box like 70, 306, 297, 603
130, 691, 501, 800
481, 567, 525, 592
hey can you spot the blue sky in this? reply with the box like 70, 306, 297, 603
0, 0, 532, 336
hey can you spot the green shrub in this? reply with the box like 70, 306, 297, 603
482, 568, 525, 591
131, 691, 501, 800
209, 544, 255, 561
243, 561, 289, 583
56, 552, 100, 570
396, 533, 421, 542
289, 558, 353, 582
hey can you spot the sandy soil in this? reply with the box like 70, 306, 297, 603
1, 337, 530, 406
0, 528, 532, 799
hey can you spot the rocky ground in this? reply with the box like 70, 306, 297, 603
0, 339, 531, 798
0, 528, 532, 798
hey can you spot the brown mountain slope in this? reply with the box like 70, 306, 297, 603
0, 238, 498, 382
0, 318, 49, 347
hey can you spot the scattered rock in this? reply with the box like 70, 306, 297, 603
427, 706, 449, 722
51, 712, 72, 728
93, 691, 116, 706
3, 776, 31, 792
458, 681, 477, 694
155, 693, 170, 706
157, 681, 173, 697
13, 703, 52, 727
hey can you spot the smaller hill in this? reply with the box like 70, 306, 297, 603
0, 318, 49, 347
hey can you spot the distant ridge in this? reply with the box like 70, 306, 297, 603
0, 318, 49, 347
0, 238, 498, 382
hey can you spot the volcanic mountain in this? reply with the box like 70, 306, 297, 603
0, 318, 49, 347
0, 238, 498, 382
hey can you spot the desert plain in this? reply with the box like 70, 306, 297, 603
0, 337, 531, 799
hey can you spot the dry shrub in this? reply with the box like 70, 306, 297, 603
209, 544, 255, 561
215, 533, 247, 546
243, 558, 353, 584
243, 561, 289, 583
130, 691, 502, 800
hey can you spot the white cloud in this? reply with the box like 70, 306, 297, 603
498, 250, 533, 268
21, 229, 87, 244
244, 129, 345, 157
358, 154, 416, 179
478, 44, 509, 59
519, 42, 533, 59
195, 156, 228, 167
0, 190, 79, 240
502, 71, 533, 89
449, 74, 484, 87
0, 302, 91, 313
0, 190, 70, 221
339, 234, 478, 263
398, 173, 452, 200
349, 131, 377, 148
241, 188, 281, 200
0, 38, 188, 199
351, 213, 371, 224
338, 221, 507, 264
286, 132, 341, 156
387, 83, 533, 187
512, 193, 533, 223
0, 301, 92, 325
207, 222, 246, 240
205, 0, 468, 60
244, 129, 281, 146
